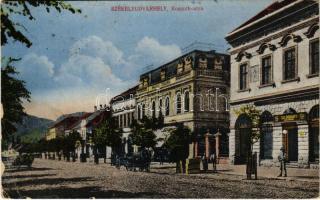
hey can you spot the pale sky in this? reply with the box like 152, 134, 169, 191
2, 0, 272, 120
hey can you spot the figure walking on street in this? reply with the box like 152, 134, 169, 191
278, 146, 287, 177
210, 153, 217, 173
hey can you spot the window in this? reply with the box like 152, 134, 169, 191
123, 114, 127, 127
152, 101, 156, 118
165, 97, 170, 116
176, 93, 182, 114
142, 104, 145, 118
310, 39, 319, 75
159, 99, 163, 116
283, 48, 296, 80
260, 111, 273, 159
184, 91, 190, 112
261, 56, 272, 85
239, 63, 248, 90
120, 115, 123, 128
138, 105, 141, 120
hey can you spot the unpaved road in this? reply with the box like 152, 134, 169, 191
2, 159, 319, 198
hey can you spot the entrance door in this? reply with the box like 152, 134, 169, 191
239, 128, 250, 163
283, 124, 298, 162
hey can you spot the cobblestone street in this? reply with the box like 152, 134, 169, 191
2, 159, 319, 198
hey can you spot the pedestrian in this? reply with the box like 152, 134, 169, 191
201, 154, 208, 172
277, 146, 287, 177
210, 153, 217, 173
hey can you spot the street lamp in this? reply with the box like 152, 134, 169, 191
282, 129, 288, 135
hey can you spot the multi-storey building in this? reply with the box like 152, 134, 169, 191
135, 49, 230, 159
225, 0, 319, 168
110, 85, 138, 154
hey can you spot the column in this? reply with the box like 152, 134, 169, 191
272, 126, 282, 166
205, 133, 210, 159
194, 141, 198, 158
188, 142, 194, 159
215, 133, 220, 158
298, 124, 309, 167
229, 129, 235, 164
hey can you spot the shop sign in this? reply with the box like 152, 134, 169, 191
274, 112, 307, 123
298, 131, 305, 138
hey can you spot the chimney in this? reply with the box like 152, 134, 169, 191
94, 106, 97, 112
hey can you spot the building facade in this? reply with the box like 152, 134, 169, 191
135, 49, 230, 159
111, 85, 138, 154
225, 0, 319, 168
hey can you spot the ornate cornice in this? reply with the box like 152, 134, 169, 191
229, 17, 318, 55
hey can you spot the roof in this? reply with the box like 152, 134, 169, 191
139, 49, 216, 78
50, 115, 80, 129
228, 0, 298, 35
66, 112, 93, 130
110, 85, 139, 104
86, 110, 110, 128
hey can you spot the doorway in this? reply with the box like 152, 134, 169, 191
282, 123, 298, 162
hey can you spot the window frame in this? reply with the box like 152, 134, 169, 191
282, 46, 298, 82
309, 38, 319, 76
184, 91, 190, 113
260, 54, 273, 86
238, 62, 249, 91
165, 96, 170, 116
176, 92, 182, 114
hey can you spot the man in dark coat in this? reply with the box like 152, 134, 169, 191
277, 146, 287, 177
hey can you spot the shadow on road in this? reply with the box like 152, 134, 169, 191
4, 186, 166, 199
3, 177, 94, 189
2, 173, 57, 180
5, 167, 55, 173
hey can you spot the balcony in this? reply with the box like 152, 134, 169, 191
196, 69, 224, 77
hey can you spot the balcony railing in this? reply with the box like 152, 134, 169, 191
196, 69, 224, 77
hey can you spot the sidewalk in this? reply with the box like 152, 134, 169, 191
213, 164, 319, 182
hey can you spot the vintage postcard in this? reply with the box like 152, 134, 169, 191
1, 0, 319, 199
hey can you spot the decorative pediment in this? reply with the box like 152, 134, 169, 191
198, 54, 207, 69
278, 34, 302, 47
256, 43, 268, 54
268, 44, 277, 51
304, 23, 319, 38
184, 56, 193, 71
177, 59, 184, 74
257, 43, 277, 54
214, 56, 223, 70
160, 69, 166, 80
235, 51, 251, 62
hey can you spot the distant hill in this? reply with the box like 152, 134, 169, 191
14, 115, 54, 142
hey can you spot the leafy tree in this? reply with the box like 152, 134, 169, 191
1, 58, 31, 140
234, 104, 261, 179
63, 131, 81, 161
130, 118, 157, 149
1, 0, 81, 47
164, 124, 192, 173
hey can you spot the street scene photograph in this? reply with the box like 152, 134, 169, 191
1, 0, 319, 199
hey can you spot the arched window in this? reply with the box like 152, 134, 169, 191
159, 99, 163, 116
260, 111, 273, 159
176, 93, 182, 114
152, 101, 156, 118
184, 91, 190, 112
165, 97, 170, 116
142, 104, 145, 118
137, 105, 141, 120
